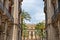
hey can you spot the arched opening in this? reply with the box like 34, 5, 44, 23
21, 0, 45, 40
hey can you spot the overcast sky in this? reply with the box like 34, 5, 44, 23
22, 0, 45, 24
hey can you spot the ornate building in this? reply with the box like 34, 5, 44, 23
22, 24, 41, 40
44, 0, 60, 40
0, 0, 23, 40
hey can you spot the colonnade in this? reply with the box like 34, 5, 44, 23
22, 29, 40, 40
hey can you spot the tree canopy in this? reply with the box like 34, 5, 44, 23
21, 10, 31, 30
21, 10, 31, 21
21, 10, 31, 37
35, 22, 45, 37
35, 22, 45, 30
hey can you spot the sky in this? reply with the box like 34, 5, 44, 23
22, 0, 45, 24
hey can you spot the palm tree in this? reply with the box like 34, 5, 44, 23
20, 10, 31, 40
21, 10, 31, 29
35, 22, 45, 40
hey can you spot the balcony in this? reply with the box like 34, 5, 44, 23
0, 1, 13, 22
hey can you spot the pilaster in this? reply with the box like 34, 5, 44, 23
12, 0, 19, 40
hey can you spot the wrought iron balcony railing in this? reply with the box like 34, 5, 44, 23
0, 1, 14, 22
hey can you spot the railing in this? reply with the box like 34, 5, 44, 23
0, 1, 14, 22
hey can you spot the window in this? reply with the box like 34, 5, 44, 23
58, 0, 60, 9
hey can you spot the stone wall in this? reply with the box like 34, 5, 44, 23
0, 0, 23, 40
44, 0, 60, 40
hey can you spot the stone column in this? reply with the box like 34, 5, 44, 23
12, 0, 18, 40
33, 31, 35, 39
29, 31, 31, 39
35, 30, 37, 40
4, 21, 8, 40
19, 29, 22, 40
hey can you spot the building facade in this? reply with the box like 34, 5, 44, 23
0, 0, 23, 40
22, 24, 41, 40
44, 0, 60, 40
